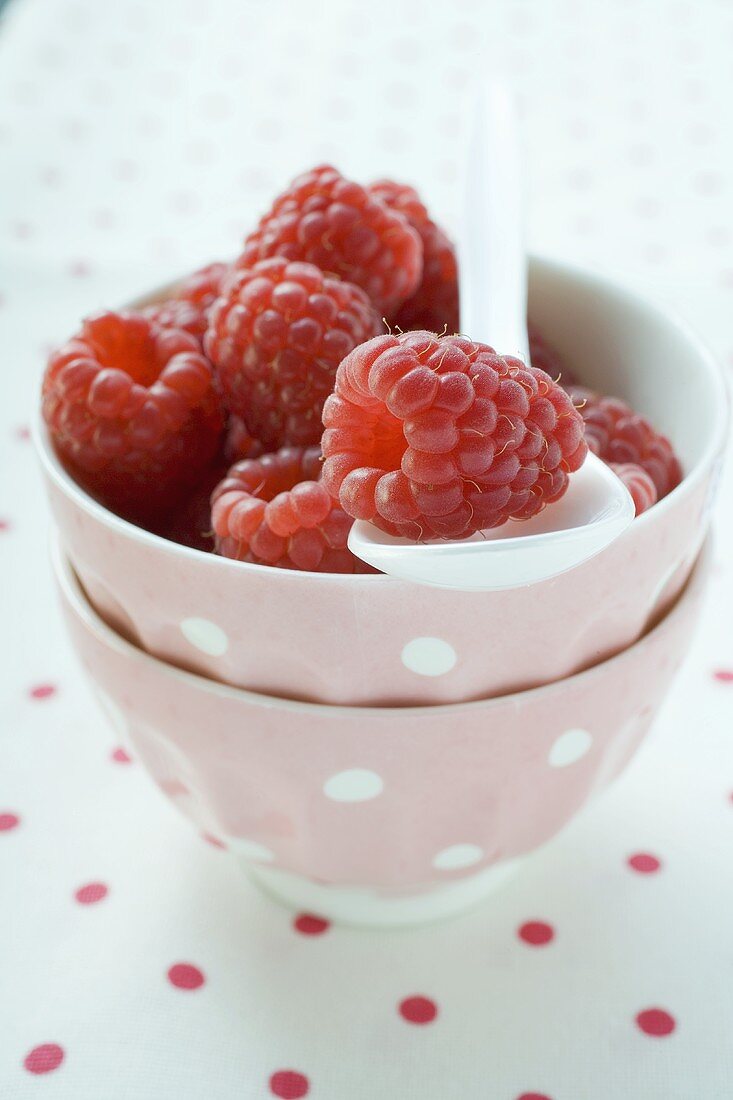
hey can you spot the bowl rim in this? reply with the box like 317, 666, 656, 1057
54, 529, 711, 717
35, 253, 728, 587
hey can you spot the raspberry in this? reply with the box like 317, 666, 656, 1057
205, 257, 382, 448
527, 323, 578, 388
238, 165, 422, 314
368, 179, 459, 334
211, 447, 371, 572
144, 262, 228, 345
568, 386, 682, 499
321, 331, 588, 541
42, 311, 224, 524
610, 462, 658, 516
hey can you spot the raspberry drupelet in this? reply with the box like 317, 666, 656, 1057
205, 257, 382, 448
211, 447, 371, 572
568, 386, 681, 500
144, 262, 228, 346
42, 311, 224, 524
237, 165, 423, 315
368, 179, 459, 334
609, 462, 658, 516
321, 331, 588, 541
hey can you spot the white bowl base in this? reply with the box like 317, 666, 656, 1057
244, 858, 523, 928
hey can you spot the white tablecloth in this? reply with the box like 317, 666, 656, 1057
2, 0, 733, 1095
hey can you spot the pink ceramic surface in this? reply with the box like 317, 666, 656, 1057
36, 257, 726, 706
55, 536, 710, 925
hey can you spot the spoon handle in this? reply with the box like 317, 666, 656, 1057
458, 80, 529, 362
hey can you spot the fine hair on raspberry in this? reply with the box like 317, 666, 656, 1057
321, 331, 588, 541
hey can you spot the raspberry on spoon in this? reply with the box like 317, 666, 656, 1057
321, 330, 587, 541
237, 165, 423, 315
42, 311, 224, 525
211, 447, 372, 572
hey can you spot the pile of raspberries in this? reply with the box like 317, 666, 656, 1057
42, 164, 681, 573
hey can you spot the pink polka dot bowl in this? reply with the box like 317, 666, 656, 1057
53, 534, 710, 927
35, 257, 726, 707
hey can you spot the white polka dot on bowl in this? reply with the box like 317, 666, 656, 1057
548, 728, 593, 768
432, 843, 484, 871
323, 769, 384, 803
180, 617, 229, 657
401, 637, 457, 677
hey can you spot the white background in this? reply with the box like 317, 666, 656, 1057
1, 0, 733, 1096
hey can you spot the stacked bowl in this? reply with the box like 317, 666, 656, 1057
38, 257, 726, 926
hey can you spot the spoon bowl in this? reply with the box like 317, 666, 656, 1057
348, 451, 634, 590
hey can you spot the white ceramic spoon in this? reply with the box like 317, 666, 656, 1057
348, 80, 634, 591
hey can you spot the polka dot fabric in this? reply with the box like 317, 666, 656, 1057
2, 1, 733, 1098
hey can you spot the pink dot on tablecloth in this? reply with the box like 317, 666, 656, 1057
713, 669, 733, 683
63, 118, 87, 142
184, 138, 215, 164
114, 159, 138, 181
169, 191, 199, 214
269, 1070, 310, 1098
0, 812, 20, 831
68, 260, 91, 278
568, 167, 593, 190
15, 425, 30, 440
636, 1008, 676, 1037
687, 122, 713, 145
628, 143, 653, 165
111, 746, 132, 764
0, 519, 10, 533
517, 1094, 553, 1100
24, 1044, 64, 1075
694, 172, 722, 196
93, 209, 115, 229
634, 196, 660, 218
628, 853, 661, 874
293, 913, 330, 936
75, 882, 108, 905
399, 996, 438, 1024
518, 921, 555, 946
168, 963, 205, 990
708, 227, 730, 247
29, 683, 56, 700
200, 92, 233, 120
202, 833, 226, 850
137, 113, 163, 137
